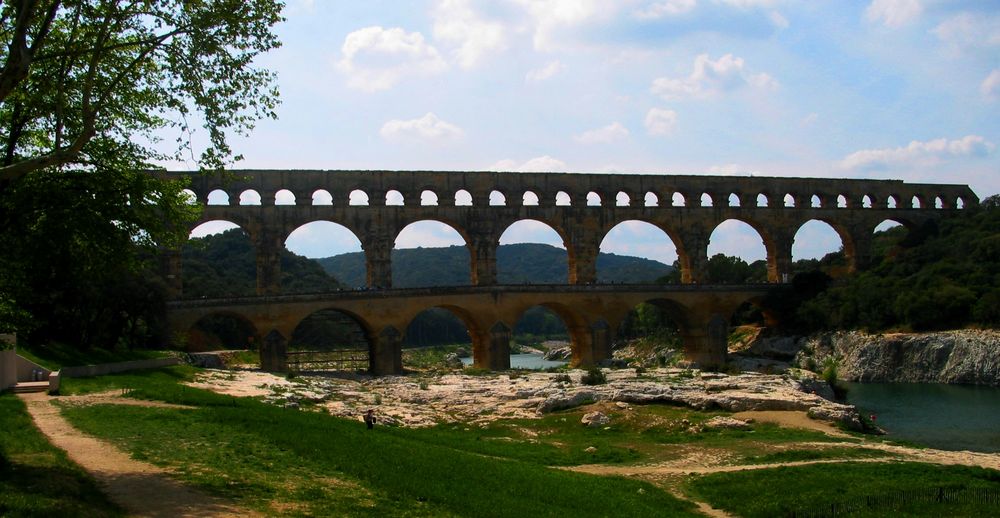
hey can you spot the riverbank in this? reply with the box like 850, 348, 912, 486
739, 329, 1000, 386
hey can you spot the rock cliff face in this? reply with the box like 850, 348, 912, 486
784, 330, 1000, 386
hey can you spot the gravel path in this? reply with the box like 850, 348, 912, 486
18, 392, 256, 518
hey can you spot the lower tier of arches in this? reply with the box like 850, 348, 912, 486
167, 286, 773, 374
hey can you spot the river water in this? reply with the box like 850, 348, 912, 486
460, 353, 567, 370
843, 382, 1000, 452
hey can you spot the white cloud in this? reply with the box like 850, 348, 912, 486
510, 0, 612, 50
574, 122, 630, 144
650, 53, 777, 100
489, 155, 567, 172
634, 0, 697, 19
716, 0, 779, 8
707, 163, 761, 176
840, 135, 995, 170
336, 26, 447, 92
644, 108, 678, 136
933, 13, 1000, 52
981, 70, 1000, 100
769, 11, 789, 29
800, 112, 819, 126
864, 0, 922, 29
526, 60, 565, 82
432, 0, 506, 69
379, 113, 465, 141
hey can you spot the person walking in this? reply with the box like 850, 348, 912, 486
364, 409, 376, 430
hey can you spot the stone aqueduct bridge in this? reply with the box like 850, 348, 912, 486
161, 170, 977, 374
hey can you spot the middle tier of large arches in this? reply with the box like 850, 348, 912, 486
185, 204, 932, 291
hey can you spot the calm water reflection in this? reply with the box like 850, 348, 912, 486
843, 382, 1000, 452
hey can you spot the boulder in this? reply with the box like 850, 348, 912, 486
794, 375, 836, 401
443, 353, 464, 369
581, 411, 611, 427
807, 404, 864, 432
537, 390, 599, 413
543, 346, 573, 361
188, 352, 225, 369
704, 416, 751, 430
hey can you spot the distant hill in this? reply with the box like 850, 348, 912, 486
315, 243, 674, 288
182, 229, 342, 297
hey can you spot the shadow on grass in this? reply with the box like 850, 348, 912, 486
0, 462, 123, 518
60, 370, 704, 517
0, 394, 122, 517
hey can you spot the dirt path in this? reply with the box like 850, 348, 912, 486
19, 392, 257, 518
567, 409, 1000, 517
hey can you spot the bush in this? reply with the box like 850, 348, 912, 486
581, 367, 607, 385
553, 373, 572, 384
821, 357, 848, 399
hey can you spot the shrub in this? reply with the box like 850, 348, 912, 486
553, 373, 572, 384
581, 367, 607, 385
821, 357, 848, 399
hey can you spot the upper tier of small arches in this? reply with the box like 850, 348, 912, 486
163, 170, 977, 211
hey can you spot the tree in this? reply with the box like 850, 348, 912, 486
0, 0, 283, 345
0, 0, 282, 181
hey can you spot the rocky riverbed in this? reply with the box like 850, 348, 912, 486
187, 366, 867, 431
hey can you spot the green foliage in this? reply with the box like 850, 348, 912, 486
619, 302, 682, 346
402, 344, 465, 370
183, 229, 342, 298
740, 447, 891, 464
0, 394, 123, 516
404, 307, 471, 347
0, 0, 283, 347
705, 254, 768, 284
0, 169, 197, 347
318, 243, 674, 288
0, 0, 282, 180
798, 205, 1000, 331
581, 367, 607, 385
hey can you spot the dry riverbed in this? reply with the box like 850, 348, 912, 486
186, 366, 862, 430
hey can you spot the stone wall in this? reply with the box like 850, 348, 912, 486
0, 349, 15, 390
60, 357, 182, 378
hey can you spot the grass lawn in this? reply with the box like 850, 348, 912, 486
59, 367, 700, 517
0, 393, 122, 517
51, 367, 1000, 517
15, 343, 174, 371
686, 462, 1000, 517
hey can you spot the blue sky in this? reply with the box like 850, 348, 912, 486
188, 0, 999, 266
